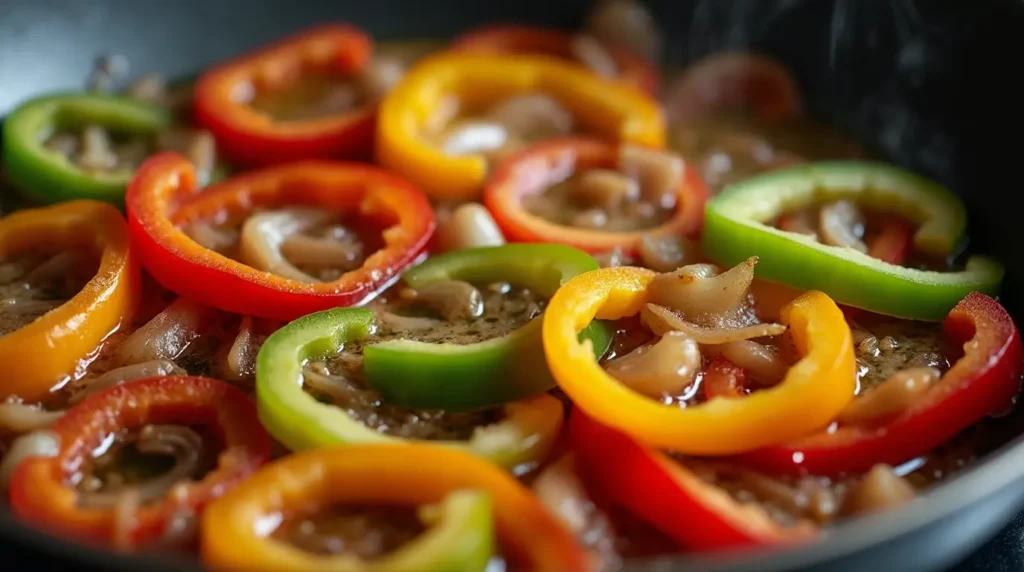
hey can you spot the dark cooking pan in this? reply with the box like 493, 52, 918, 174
2, 0, 1024, 570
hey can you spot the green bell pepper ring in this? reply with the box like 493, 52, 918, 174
701, 161, 1004, 321
255, 307, 564, 468
2, 93, 173, 205
363, 243, 614, 411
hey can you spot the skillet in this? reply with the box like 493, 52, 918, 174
2, 0, 1024, 569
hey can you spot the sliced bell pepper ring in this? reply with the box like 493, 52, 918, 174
256, 307, 563, 468
1, 93, 173, 205
202, 444, 588, 571
542, 266, 856, 455
570, 410, 817, 550
9, 376, 271, 549
363, 243, 613, 411
125, 152, 434, 321
451, 25, 661, 96
702, 161, 1005, 321
484, 137, 708, 256
736, 292, 1024, 477
0, 200, 140, 402
193, 24, 376, 166
376, 52, 665, 201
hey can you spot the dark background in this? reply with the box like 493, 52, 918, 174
3, 0, 1024, 570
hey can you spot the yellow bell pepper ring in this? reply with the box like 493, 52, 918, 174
376, 52, 666, 201
542, 266, 856, 455
0, 201, 140, 402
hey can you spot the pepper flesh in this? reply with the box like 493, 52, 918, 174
1, 93, 172, 205
202, 444, 588, 571
376, 52, 665, 201
702, 161, 1004, 321
737, 292, 1024, 477
364, 244, 613, 411
542, 266, 856, 454
9, 376, 271, 549
125, 152, 434, 320
452, 25, 661, 96
193, 24, 376, 166
484, 137, 708, 256
570, 411, 817, 550
0, 200, 140, 402
256, 307, 563, 468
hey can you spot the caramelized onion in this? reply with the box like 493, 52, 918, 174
112, 490, 141, 552
411, 280, 484, 322
843, 464, 916, 516
238, 208, 337, 282
0, 402, 63, 433
570, 35, 619, 78
25, 251, 94, 291
618, 144, 682, 207
819, 200, 867, 252
114, 297, 211, 366
642, 303, 786, 344
604, 331, 701, 398
838, 367, 941, 425
487, 94, 574, 141
72, 360, 185, 404
637, 234, 702, 273
0, 430, 59, 489
302, 366, 361, 401
279, 234, 363, 274
79, 425, 204, 509
374, 309, 442, 332
710, 340, 790, 386
78, 126, 118, 172
646, 257, 757, 327
435, 203, 506, 252
225, 317, 260, 380
572, 169, 640, 209
185, 221, 238, 253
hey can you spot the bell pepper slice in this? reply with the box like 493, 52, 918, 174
256, 307, 563, 468
701, 161, 1004, 321
9, 376, 271, 549
484, 137, 708, 255
363, 243, 613, 411
202, 444, 588, 571
0, 200, 140, 402
451, 25, 661, 96
570, 410, 817, 550
376, 51, 665, 201
542, 266, 856, 455
193, 24, 376, 167
1, 93, 173, 205
125, 152, 434, 321
737, 292, 1024, 477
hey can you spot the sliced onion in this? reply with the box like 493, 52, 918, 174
642, 303, 786, 344
79, 425, 204, 509
112, 490, 141, 552
184, 221, 238, 253
238, 208, 335, 282
72, 360, 185, 404
637, 234, 702, 273
646, 257, 757, 327
77, 126, 117, 172
0, 402, 63, 433
570, 35, 619, 78
487, 94, 574, 141
839, 367, 940, 425
572, 169, 640, 209
819, 200, 867, 252
375, 309, 443, 333
411, 280, 484, 322
26, 251, 94, 291
301, 366, 361, 401
0, 430, 59, 490
709, 340, 790, 386
618, 144, 682, 208
114, 297, 212, 366
225, 317, 259, 380
435, 203, 506, 252
604, 331, 701, 399
843, 464, 916, 515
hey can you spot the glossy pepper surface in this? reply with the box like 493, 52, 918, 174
1, 93, 172, 205
484, 138, 708, 256
737, 292, 1024, 476
193, 24, 377, 166
364, 243, 613, 411
701, 161, 1004, 321
0, 200, 139, 402
202, 444, 588, 571
256, 307, 563, 468
10, 376, 271, 549
376, 52, 665, 201
125, 152, 434, 321
543, 266, 856, 455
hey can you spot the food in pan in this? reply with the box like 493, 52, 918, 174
0, 1, 1020, 570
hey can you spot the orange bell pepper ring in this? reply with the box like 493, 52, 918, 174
376, 52, 665, 201
201, 444, 589, 571
0, 200, 139, 402
542, 266, 856, 455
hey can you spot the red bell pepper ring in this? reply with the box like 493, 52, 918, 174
193, 24, 376, 166
9, 376, 271, 550
451, 25, 661, 96
867, 215, 914, 266
703, 356, 749, 400
737, 292, 1024, 477
484, 137, 709, 256
126, 152, 434, 321
569, 410, 816, 550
